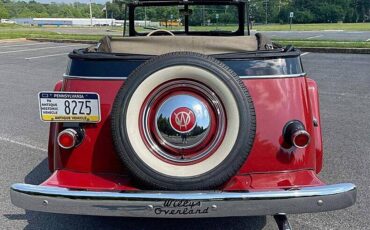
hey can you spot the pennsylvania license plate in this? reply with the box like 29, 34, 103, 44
38, 92, 101, 123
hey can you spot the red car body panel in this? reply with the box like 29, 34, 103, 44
46, 75, 324, 191
307, 78, 323, 173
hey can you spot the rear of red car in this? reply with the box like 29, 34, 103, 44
10, 0, 355, 222
11, 45, 355, 217
48, 52, 321, 190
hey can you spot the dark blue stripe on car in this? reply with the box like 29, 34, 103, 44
67, 57, 303, 78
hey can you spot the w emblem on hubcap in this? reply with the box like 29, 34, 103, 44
170, 107, 196, 133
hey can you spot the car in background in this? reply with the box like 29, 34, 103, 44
0, 19, 15, 24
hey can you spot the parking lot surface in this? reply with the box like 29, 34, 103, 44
0, 40, 369, 229
253, 30, 370, 41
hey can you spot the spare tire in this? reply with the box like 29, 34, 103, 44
111, 52, 255, 190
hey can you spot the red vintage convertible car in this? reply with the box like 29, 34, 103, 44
11, 0, 356, 228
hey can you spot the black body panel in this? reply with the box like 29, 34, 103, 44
67, 51, 303, 78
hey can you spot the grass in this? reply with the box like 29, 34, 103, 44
138, 25, 239, 32
0, 23, 23, 28
1, 25, 369, 48
26, 33, 102, 41
253, 23, 370, 31
138, 23, 370, 32
0, 29, 101, 41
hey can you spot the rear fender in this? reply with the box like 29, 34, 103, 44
47, 80, 63, 172
307, 78, 323, 173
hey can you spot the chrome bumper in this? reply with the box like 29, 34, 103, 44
10, 183, 356, 218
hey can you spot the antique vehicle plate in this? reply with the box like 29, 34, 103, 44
38, 92, 101, 123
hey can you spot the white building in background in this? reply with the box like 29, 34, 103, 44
133, 20, 160, 27
13, 18, 115, 26
12, 18, 160, 27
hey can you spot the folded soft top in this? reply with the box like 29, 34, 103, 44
95, 34, 273, 55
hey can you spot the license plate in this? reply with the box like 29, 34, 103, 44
38, 92, 101, 123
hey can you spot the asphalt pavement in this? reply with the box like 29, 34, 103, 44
252, 30, 370, 41
0, 40, 369, 229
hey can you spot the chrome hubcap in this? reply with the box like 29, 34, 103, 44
155, 95, 211, 149
141, 80, 226, 164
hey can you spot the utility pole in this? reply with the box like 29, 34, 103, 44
278, 0, 281, 13
246, 0, 251, 35
144, 7, 147, 27
265, 0, 268, 24
170, 14, 173, 29
289, 12, 294, 30
89, 0, 93, 27
202, 5, 205, 26
215, 13, 219, 30
111, 12, 114, 28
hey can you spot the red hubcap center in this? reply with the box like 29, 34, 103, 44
170, 107, 196, 133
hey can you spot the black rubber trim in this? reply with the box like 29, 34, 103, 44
69, 49, 302, 61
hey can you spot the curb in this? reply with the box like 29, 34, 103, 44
27, 38, 370, 54
27, 38, 97, 44
0, 38, 28, 43
300, 47, 370, 54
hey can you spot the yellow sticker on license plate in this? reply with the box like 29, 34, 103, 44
38, 92, 101, 123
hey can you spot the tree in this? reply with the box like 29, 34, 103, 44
106, 2, 121, 19
0, 2, 9, 19
295, 10, 314, 23
0, 0, 368, 24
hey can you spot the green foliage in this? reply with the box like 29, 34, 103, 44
294, 11, 315, 24
250, 0, 369, 24
0, 0, 368, 25
0, 2, 9, 19
314, 4, 345, 23
1, 1, 113, 19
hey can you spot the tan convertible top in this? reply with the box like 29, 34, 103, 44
95, 35, 270, 55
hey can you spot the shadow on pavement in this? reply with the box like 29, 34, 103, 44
5, 158, 267, 230
21, 213, 267, 230
24, 158, 51, 185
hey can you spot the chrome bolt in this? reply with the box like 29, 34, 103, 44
211, 205, 217, 210
317, 200, 324, 206
313, 118, 319, 127
148, 205, 154, 210
42, 200, 48, 206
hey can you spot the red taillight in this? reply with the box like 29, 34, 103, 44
292, 130, 310, 148
57, 129, 78, 149
283, 121, 311, 149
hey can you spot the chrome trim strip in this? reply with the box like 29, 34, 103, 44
10, 183, 356, 218
63, 73, 306, 80
63, 74, 127, 80
239, 73, 306, 79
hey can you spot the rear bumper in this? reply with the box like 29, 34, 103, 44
10, 183, 356, 218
